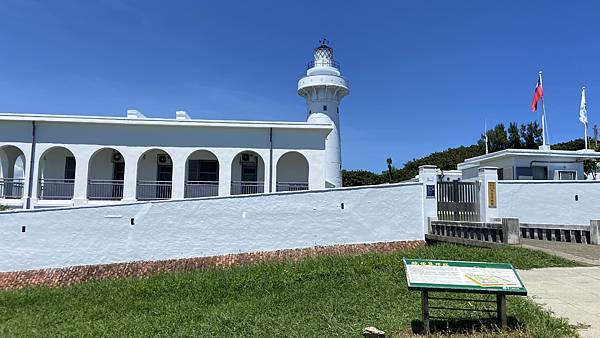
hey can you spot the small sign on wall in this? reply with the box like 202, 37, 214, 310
426, 185, 435, 198
488, 182, 497, 208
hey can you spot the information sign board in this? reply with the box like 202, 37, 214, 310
488, 181, 497, 208
404, 259, 527, 295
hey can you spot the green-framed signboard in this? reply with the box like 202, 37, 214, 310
403, 258, 527, 295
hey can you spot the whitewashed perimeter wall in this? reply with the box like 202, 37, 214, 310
0, 182, 424, 272
498, 180, 600, 225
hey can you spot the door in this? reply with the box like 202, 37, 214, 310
156, 164, 172, 198
112, 162, 125, 198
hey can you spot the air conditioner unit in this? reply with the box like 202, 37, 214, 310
240, 153, 256, 163
111, 152, 124, 163
157, 154, 172, 165
554, 170, 576, 180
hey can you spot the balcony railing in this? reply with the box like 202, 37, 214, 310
306, 59, 340, 70
184, 181, 219, 198
276, 182, 309, 192
38, 178, 75, 200
231, 181, 264, 195
136, 180, 172, 200
88, 179, 124, 200
0, 178, 24, 199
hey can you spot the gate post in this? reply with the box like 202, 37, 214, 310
478, 167, 499, 222
591, 220, 600, 245
419, 165, 438, 236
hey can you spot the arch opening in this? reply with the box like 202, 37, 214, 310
136, 149, 172, 200
185, 150, 219, 198
0, 145, 26, 199
230, 151, 265, 195
38, 147, 75, 200
87, 148, 125, 200
276, 152, 309, 192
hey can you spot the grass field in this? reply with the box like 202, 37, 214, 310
0, 243, 580, 337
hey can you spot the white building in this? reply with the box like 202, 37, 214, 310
458, 148, 600, 181
0, 41, 349, 209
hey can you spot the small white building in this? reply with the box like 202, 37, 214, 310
458, 148, 600, 181
0, 41, 349, 209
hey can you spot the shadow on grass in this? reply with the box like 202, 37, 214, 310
410, 316, 521, 335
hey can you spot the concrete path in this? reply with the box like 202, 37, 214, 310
519, 267, 600, 338
520, 239, 600, 266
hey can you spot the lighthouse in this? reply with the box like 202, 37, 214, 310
298, 39, 349, 188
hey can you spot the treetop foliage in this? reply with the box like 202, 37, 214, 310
343, 121, 598, 187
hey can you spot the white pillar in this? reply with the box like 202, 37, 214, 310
170, 151, 186, 200
419, 165, 438, 237
478, 167, 499, 222
219, 153, 233, 196
122, 152, 139, 202
72, 150, 92, 206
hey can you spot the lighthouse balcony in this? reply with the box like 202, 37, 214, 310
307, 60, 340, 70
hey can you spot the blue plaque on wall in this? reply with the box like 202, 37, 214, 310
426, 184, 435, 198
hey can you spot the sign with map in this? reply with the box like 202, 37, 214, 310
404, 259, 527, 295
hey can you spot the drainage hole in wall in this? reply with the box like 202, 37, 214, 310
130, 218, 135, 225
341, 203, 345, 210
21, 225, 26, 233
575, 195, 579, 201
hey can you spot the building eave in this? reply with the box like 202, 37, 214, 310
0, 113, 333, 131
457, 148, 600, 170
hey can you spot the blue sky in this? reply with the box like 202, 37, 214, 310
1, 1, 598, 172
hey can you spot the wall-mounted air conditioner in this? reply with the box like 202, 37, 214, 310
157, 154, 172, 165
111, 152, 124, 163
240, 153, 257, 164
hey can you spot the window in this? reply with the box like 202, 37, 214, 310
532, 166, 548, 180
558, 171, 576, 180
323, 105, 327, 111
497, 168, 504, 180
241, 163, 258, 182
64, 157, 75, 180
188, 160, 218, 182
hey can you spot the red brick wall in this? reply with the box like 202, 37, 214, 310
0, 240, 425, 290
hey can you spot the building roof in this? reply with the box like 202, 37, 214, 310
458, 148, 600, 169
0, 112, 333, 131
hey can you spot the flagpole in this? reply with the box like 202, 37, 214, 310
539, 71, 549, 149
484, 119, 489, 154
582, 86, 588, 150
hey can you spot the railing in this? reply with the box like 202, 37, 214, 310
136, 180, 172, 200
306, 60, 340, 70
437, 181, 481, 222
38, 178, 75, 200
87, 180, 124, 200
0, 178, 24, 199
428, 220, 506, 245
184, 181, 219, 198
231, 181, 264, 195
276, 182, 308, 192
520, 222, 596, 244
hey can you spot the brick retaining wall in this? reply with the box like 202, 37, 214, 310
0, 240, 425, 290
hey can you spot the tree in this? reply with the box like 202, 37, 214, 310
342, 170, 385, 187
0, 205, 8, 211
508, 122, 522, 149
520, 121, 543, 148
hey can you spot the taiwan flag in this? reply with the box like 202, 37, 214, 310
531, 75, 543, 112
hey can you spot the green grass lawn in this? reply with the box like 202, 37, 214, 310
0, 244, 580, 337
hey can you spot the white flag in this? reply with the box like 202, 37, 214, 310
580, 86, 588, 125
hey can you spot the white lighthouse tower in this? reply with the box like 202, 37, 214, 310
298, 39, 349, 188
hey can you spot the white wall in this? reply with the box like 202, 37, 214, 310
88, 148, 120, 180
0, 182, 424, 272
498, 180, 600, 224
276, 152, 309, 183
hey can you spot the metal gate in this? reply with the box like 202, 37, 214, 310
437, 181, 481, 221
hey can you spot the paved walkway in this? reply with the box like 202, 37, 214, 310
519, 267, 600, 338
520, 239, 600, 266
